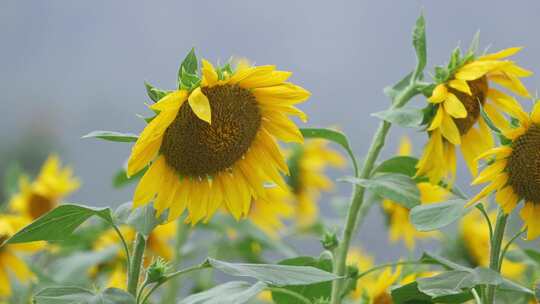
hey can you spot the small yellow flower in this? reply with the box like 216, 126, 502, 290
417, 47, 532, 184
383, 138, 450, 250
461, 211, 525, 279
128, 59, 310, 224
9, 155, 79, 220
469, 101, 540, 240
0, 215, 43, 297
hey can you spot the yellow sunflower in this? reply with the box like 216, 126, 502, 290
383, 137, 450, 250
461, 211, 525, 280
469, 100, 540, 240
92, 221, 177, 289
0, 215, 43, 297
417, 47, 532, 184
9, 155, 79, 220
128, 57, 310, 225
286, 139, 346, 226
249, 187, 294, 238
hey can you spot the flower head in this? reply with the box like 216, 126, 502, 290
469, 100, 540, 240
417, 47, 532, 183
9, 155, 79, 220
128, 53, 310, 225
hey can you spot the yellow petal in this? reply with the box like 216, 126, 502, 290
253, 83, 311, 105
483, 102, 510, 131
256, 130, 289, 174
417, 182, 450, 204
487, 88, 529, 124
0, 267, 11, 297
1, 252, 33, 282
478, 47, 523, 61
502, 126, 526, 141
188, 87, 212, 124
397, 136, 412, 156
440, 112, 461, 145
201, 59, 218, 87
520, 202, 540, 240
472, 159, 507, 185
149, 90, 187, 112
501, 63, 533, 78
428, 106, 444, 131
167, 178, 189, 222
240, 69, 292, 89
496, 186, 520, 214
531, 101, 540, 124
455, 61, 510, 81
489, 73, 531, 98
475, 146, 512, 162
262, 119, 304, 143
466, 173, 508, 207
444, 93, 467, 118
229, 65, 275, 85
153, 167, 179, 217
428, 84, 448, 103
133, 156, 167, 208
448, 79, 472, 95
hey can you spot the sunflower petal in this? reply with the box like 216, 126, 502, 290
440, 112, 461, 145
201, 59, 218, 87
187, 87, 212, 124
520, 202, 540, 240
496, 186, 520, 214
444, 93, 467, 118
428, 84, 448, 103
472, 159, 507, 185
478, 47, 523, 61
448, 79, 472, 95
133, 156, 167, 208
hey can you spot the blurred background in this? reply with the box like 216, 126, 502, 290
1, 0, 539, 260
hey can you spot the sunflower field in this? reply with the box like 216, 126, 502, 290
2, 4, 540, 304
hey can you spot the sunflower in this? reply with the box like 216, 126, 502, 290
460, 211, 525, 280
417, 47, 532, 184
249, 187, 294, 238
9, 155, 79, 220
128, 56, 310, 225
469, 101, 540, 240
92, 221, 177, 288
286, 139, 345, 226
382, 137, 450, 250
0, 215, 43, 297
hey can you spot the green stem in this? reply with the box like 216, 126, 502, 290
112, 224, 131, 274
140, 262, 211, 304
471, 288, 482, 304
330, 83, 419, 304
161, 220, 189, 304
128, 233, 147, 296
354, 260, 422, 280
486, 208, 508, 304
499, 228, 526, 270
267, 287, 312, 304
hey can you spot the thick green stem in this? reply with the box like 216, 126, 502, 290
161, 221, 189, 304
485, 209, 508, 304
329, 84, 419, 304
128, 233, 147, 296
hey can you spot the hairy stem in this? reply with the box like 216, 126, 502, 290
127, 233, 147, 296
330, 83, 419, 304
485, 208, 508, 304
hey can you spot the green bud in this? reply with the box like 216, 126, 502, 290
321, 230, 339, 251
146, 257, 169, 284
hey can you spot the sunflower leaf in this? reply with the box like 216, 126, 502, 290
112, 167, 146, 188
6, 204, 114, 244
179, 281, 267, 304
412, 13, 427, 78
341, 173, 420, 209
391, 281, 472, 304
371, 107, 424, 128
384, 72, 413, 101
178, 48, 199, 89
33, 287, 135, 304
373, 156, 418, 177
144, 82, 168, 103
207, 258, 339, 287
410, 199, 470, 232
300, 128, 359, 175
81, 130, 138, 143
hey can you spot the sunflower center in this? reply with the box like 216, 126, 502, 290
28, 193, 55, 219
507, 124, 540, 203
448, 76, 488, 135
161, 84, 261, 177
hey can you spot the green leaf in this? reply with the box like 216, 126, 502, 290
208, 258, 339, 287
300, 128, 359, 175
144, 82, 168, 103
272, 256, 333, 304
373, 156, 418, 177
178, 281, 267, 304
480, 104, 501, 134
412, 13, 427, 77
391, 281, 472, 304
467, 31, 480, 56
410, 199, 469, 232
535, 282, 540, 303
33, 287, 135, 304
419, 252, 470, 271
112, 167, 146, 189
178, 48, 199, 89
126, 203, 165, 236
342, 173, 420, 209
384, 73, 413, 101
372, 107, 424, 128
522, 249, 540, 265
81, 131, 138, 143
6, 204, 114, 244
48, 247, 118, 283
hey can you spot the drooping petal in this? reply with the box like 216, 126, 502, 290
472, 159, 507, 185
253, 83, 311, 105
489, 73, 531, 98
439, 112, 461, 145
133, 156, 167, 208
496, 186, 520, 214
149, 90, 187, 112
201, 59, 218, 87
520, 202, 540, 240
478, 47, 523, 61
428, 84, 448, 104
444, 93, 467, 118
187, 87, 212, 124
448, 79, 472, 95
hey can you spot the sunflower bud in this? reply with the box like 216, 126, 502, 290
321, 230, 339, 251
146, 257, 169, 284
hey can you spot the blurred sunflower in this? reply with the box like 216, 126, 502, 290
92, 221, 177, 288
383, 137, 450, 250
286, 139, 346, 227
128, 57, 310, 224
249, 187, 294, 238
0, 215, 43, 297
460, 211, 525, 280
469, 101, 540, 240
417, 47, 532, 183
9, 155, 79, 220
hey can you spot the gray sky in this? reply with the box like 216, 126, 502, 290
1, 0, 539, 259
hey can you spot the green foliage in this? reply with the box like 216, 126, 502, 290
112, 167, 146, 189
342, 173, 420, 209
81, 131, 138, 143
6, 204, 115, 244
412, 13, 427, 77
178, 48, 201, 91
115, 202, 165, 236
33, 287, 135, 304
371, 107, 425, 128
144, 81, 168, 103
373, 156, 418, 177
384, 72, 413, 102
410, 199, 470, 231
3, 162, 22, 199
178, 281, 267, 304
